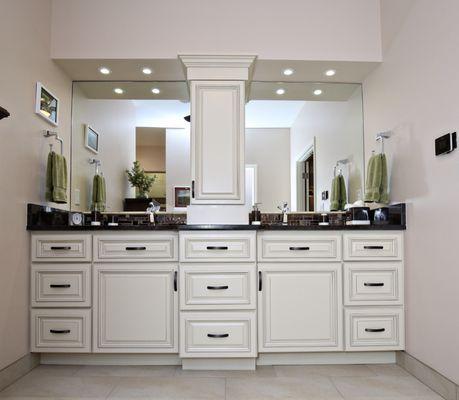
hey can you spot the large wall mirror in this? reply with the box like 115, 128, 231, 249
70, 81, 364, 214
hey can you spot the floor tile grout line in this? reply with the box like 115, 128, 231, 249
329, 375, 347, 400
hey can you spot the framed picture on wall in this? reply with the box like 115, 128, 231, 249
35, 82, 59, 126
174, 186, 191, 208
85, 125, 100, 154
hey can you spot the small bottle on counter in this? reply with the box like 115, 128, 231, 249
250, 203, 262, 225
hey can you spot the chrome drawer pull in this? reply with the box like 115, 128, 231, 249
289, 246, 310, 251
365, 328, 386, 333
206, 246, 229, 250
363, 245, 384, 250
50, 329, 71, 334
364, 282, 384, 287
125, 246, 147, 251
207, 333, 229, 338
50, 246, 71, 250
207, 285, 229, 290
50, 284, 71, 288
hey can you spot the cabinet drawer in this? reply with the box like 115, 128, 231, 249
345, 307, 404, 351
344, 263, 403, 305
180, 311, 256, 358
343, 233, 403, 261
94, 233, 177, 262
179, 231, 256, 262
31, 264, 91, 307
180, 264, 256, 310
32, 234, 91, 262
31, 309, 91, 353
258, 233, 341, 262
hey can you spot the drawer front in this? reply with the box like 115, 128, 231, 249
32, 234, 91, 262
343, 233, 403, 261
180, 264, 256, 310
258, 233, 341, 262
31, 309, 91, 352
344, 263, 403, 305
180, 311, 256, 358
94, 233, 177, 262
180, 232, 256, 262
31, 264, 91, 307
345, 307, 404, 351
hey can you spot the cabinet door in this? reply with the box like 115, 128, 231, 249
93, 263, 178, 353
258, 263, 342, 352
190, 81, 245, 204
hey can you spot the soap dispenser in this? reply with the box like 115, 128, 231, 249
250, 203, 262, 225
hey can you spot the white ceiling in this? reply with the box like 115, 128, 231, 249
57, 58, 379, 83
133, 100, 190, 129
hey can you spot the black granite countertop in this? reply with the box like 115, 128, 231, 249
27, 223, 405, 231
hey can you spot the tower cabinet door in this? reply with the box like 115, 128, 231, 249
93, 263, 178, 352
258, 263, 343, 352
190, 81, 245, 204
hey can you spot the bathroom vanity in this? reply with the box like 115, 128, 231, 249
29, 226, 404, 369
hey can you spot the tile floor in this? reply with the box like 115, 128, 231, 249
0, 363, 443, 400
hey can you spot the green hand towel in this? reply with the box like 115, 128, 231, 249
379, 154, 389, 204
338, 174, 347, 210
92, 174, 106, 211
45, 152, 53, 202
364, 154, 389, 203
330, 176, 341, 211
52, 153, 68, 203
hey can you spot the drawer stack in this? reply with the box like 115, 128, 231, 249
343, 232, 405, 351
31, 234, 92, 353
179, 231, 257, 358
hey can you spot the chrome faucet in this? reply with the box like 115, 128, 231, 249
146, 201, 161, 225
277, 201, 289, 225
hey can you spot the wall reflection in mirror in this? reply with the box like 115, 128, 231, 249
71, 81, 364, 214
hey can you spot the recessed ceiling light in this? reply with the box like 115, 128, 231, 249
325, 69, 336, 77
99, 67, 111, 75
313, 89, 323, 96
142, 67, 153, 75
113, 88, 124, 94
276, 88, 285, 95
151, 88, 161, 94
283, 68, 294, 76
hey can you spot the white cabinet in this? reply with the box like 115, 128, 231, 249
190, 81, 245, 204
93, 263, 178, 353
258, 263, 343, 352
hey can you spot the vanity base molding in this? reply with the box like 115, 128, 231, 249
40, 353, 182, 366
257, 351, 396, 366
182, 358, 256, 370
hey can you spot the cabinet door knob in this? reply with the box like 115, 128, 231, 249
365, 328, 386, 333
207, 285, 229, 290
50, 329, 71, 334
364, 282, 385, 287
206, 246, 228, 250
125, 246, 147, 251
363, 245, 384, 250
50, 246, 71, 250
49, 284, 71, 288
207, 333, 229, 338
289, 246, 310, 251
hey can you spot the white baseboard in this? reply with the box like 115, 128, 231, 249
257, 351, 396, 365
182, 358, 256, 370
40, 353, 181, 366
0, 353, 40, 391
397, 352, 458, 400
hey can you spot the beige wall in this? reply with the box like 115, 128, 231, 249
71, 86, 136, 212
246, 128, 291, 213
0, 0, 72, 369
50, 0, 382, 61
137, 145, 165, 172
290, 89, 364, 211
364, 0, 459, 384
